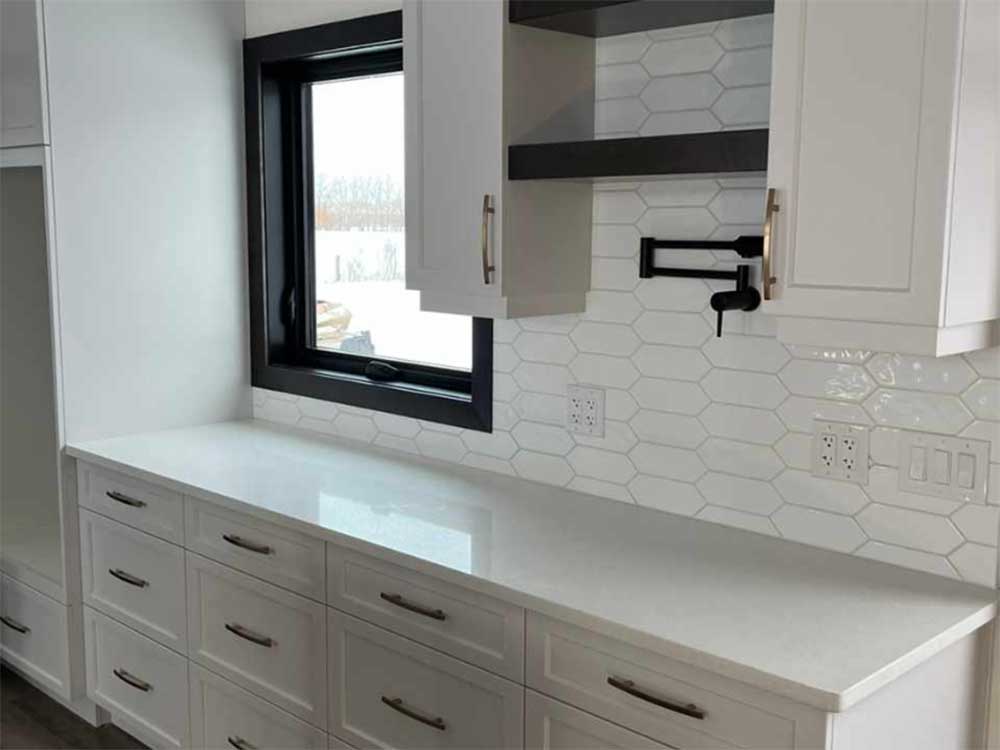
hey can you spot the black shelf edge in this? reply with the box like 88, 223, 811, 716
509, 0, 773, 38
508, 129, 769, 180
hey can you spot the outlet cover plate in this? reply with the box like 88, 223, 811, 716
812, 420, 870, 484
567, 384, 605, 437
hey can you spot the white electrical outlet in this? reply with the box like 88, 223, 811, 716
567, 384, 605, 437
812, 420, 870, 484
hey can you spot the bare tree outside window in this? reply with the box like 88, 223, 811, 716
311, 72, 472, 370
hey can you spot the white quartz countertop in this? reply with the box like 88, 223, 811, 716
67, 420, 996, 713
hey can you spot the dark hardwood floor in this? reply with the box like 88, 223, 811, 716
1, 667, 146, 749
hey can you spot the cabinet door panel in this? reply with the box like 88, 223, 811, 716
405, 0, 503, 299
765, 0, 960, 325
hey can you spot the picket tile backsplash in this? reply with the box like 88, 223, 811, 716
254, 16, 1000, 588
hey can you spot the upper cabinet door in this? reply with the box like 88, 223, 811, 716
764, 0, 998, 355
0, 0, 48, 148
405, 0, 505, 311
404, 0, 594, 319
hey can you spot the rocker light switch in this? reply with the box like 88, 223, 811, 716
932, 450, 951, 485
957, 453, 976, 489
908, 446, 927, 481
898, 431, 990, 503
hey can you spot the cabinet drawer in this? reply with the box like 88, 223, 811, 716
78, 462, 184, 544
327, 545, 523, 681
80, 509, 186, 652
526, 614, 793, 750
189, 663, 326, 750
0, 575, 70, 698
329, 610, 523, 749
186, 553, 327, 729
186, 499, 325, 601
526, 691, 671, 750
84, 607, 189, 750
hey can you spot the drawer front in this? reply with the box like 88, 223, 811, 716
186, 499, 325, 601
329, 610, 523, 749
78, 462, 184, 544
327, 545, 524, 681
526, 614, 792, 750
84, 607, 190, 750
189, 663, 326, 750
526, 690, 672, 750
0, 575, 70, 698
186, 553, 327, 729
80, 509, 186, 652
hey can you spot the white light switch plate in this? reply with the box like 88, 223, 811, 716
897, 431, 990, 503
812, 420, 870, 484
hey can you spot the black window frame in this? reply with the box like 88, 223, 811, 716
244, 11, 493, 432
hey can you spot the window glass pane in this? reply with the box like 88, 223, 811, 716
311, 72, 472, 371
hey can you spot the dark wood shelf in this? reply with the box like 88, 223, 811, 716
508, 0, 773, 38
507, 129, 768, 180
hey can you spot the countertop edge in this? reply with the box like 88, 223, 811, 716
65, 442, 997, 714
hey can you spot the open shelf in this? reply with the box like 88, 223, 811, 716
509, 0, 773, 38
508, 129, 768, 180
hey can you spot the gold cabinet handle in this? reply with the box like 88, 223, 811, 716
762, 188, 779, 300
481, 193, 495, 285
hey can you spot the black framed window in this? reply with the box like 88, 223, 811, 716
244, 11, 492, 432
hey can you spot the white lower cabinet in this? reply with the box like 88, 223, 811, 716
525, 691, 670, 750
72, 461, 984, 750
185, 498, 326, 602
77, 463, 185, 545
80, 509, 187, 652
327, 545, 524, 682
189, 663, 327, 750
186, 552, 328, 729
0, 573, 71, 698
328, 609, 524, 749
526, 613, 804, 750
84, 607, 190, 750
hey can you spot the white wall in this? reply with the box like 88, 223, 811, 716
245, 0, 400, 37
253, 14, 1000, 589
44, 0, 250, 442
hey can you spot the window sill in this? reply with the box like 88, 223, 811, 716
253, 362, 492, 432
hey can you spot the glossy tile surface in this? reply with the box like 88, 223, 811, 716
253, 16, 1000, 588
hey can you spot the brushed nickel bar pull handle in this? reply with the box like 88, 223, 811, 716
0, 616, 29, 634
481, 193, 495, 285
113, 668, 151, 692
222, 534, 272, 555
381, 696, 447, 731
379, 592, 446, 621
761, 187, 779, 301
225, 622, 274, 648
109, 568, 149, 588
227, 736, 257, 750
106, 490, 146, 508
607, 676, 705, 720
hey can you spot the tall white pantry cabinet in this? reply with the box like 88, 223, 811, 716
0, 0, 248, 718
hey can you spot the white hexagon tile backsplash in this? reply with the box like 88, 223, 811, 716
254, 17, 1000, 587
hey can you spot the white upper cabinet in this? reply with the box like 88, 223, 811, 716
404, 0, 595, 318
0, 0, 48, 148
764, 0, 998, 355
